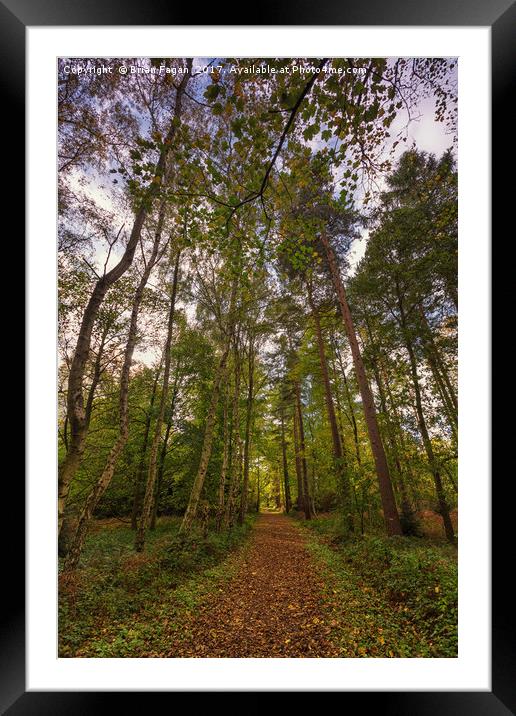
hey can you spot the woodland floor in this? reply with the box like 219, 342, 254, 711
59, 511, 457, 658
168, 512, 338, 657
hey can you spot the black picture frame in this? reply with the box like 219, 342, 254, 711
7, 0, 508, 711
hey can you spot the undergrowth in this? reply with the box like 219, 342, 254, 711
59, 515, 255, 657
294, 510, 458, 657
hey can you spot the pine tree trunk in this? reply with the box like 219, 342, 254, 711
330, 339, 367, 527
320, 229, 402, 536
369, 343, 416, 531
274, 463, 282, 510
380, 360, 421, 512
294, 381, 312, 520
293, 407, 304, 512
398, 300, 456, 544
224, 341, 242, 530
427, 358, 458, 442
418, 305, 458, 434
280, 408, 292, 513
363, 317, 423, 525
239, 336, 255, 524
256, 463, 261, 512
308, 288, 352, 529
334, 347, 361, 465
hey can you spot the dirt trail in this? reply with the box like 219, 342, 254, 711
169, 512, 339, 657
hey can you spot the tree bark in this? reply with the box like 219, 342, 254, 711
239, 335, 255, 524
83, 326, 109, 432
427, 357, 458, 443
307, 287, 352, 529
131, 362, 161, 529
224, 340, 243, 530
398, 297, 456, 544
366, 330, 416, 532
256, 462, 261, 512
280, 407, 292, 513
381, 360, 421, 512
274, 463, 282, 510
418, 305, 458, 435
319, 229, 402, 536
135, 248, 182, 551
150, 365, 180, 529
294, 381, 312, 520
216, 375, 230, 532
337, 359, 361, 465
293, 407, 304, 512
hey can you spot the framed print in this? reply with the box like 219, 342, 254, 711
6, 0, 510, 711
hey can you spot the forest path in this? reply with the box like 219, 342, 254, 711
170, 512, 339, 657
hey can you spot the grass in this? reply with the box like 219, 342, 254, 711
59, 515, 255, 657
59, 510, 457, 658
293, 510, 458, 657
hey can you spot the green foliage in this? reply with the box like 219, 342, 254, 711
300, 512, 457, 657
59, 515, 255, 657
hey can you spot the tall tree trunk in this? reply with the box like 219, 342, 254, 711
274, 463, 282, 510
442, 462, 458, 494
304, 413, 319, 517
64, 215, 166, 570
398, 297, 455, 544
427, 358, 458, 443
366, 332, 416, 533
418, 305, 458, 433
131, 362, 161, 529
58, 63, 192, 536
280, 407, 292, 513
256, 462, 260, 512
293, 407, 304, 512
334, 349, 361, 466
331, 339, 357, 456
224, 340, 243, 530
363, 317, 422, 519
239, 336, 255, 524
150, 367, 180, 529
380, 359, 421, 512
294, 381, 312, 520
83, 327, 109, 433
319, 229, 402, 536
135, 248, 182, 552
150, 413, 172, 530
216, 376, 230, 532
330, 345, 367, 527
308, 288, 352, 529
